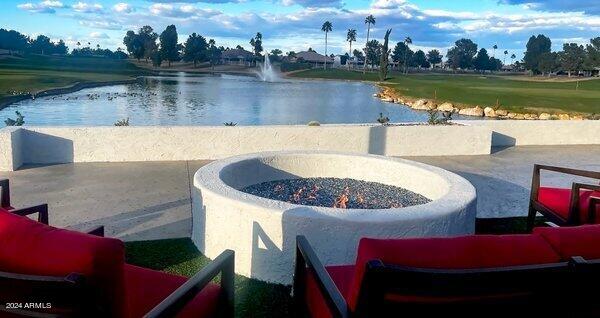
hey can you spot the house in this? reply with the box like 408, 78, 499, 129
221, 48, 255, 66
293, 50, 334, 66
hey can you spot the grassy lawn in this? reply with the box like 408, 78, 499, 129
0, 54, 148, 99
291, 69, 600, 114
124, 217, 542, 317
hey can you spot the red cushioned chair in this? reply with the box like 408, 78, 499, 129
526, 165, 600, 232
0, 179, 234, 318
294, 235, 578, 317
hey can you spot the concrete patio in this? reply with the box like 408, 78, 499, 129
1, 145, 599, 241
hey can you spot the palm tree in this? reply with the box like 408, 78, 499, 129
321, 21, 333, 70
492, 44, 498, 57
403, 36, 412, 74
363, 14, 376, 74
346, 29, 357, 70
510, 53, 516, 64
503, 50, 508, 64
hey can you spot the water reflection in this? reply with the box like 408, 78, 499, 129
0, 73, 474, 126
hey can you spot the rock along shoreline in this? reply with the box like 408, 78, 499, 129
0, 77, 142, 111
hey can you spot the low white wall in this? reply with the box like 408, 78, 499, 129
0, 127, 22, 171
458, 120, 600, 146
0, 125, 492, 170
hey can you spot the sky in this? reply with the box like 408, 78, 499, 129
2, 0, 600, 61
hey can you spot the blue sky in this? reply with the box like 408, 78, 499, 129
2, 0, 599, 61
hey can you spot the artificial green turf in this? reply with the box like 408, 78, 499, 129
0, 54, 148, 99
125, 238, 293, 318
291, 68, 600, 114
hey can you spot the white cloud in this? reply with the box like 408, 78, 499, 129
72, 2, 103, 13
41, 0, 63, 8
17, 1, 63, 13
89, 31, 109, 39
113, 3, 132, 13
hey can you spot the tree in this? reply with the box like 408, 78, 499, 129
391, 42, 412, 71
559, 43, 585, 77
249, 32, 263, 57
321, 21, 332, 70
363, 14, 375, 73
492, 44, 498, 57
446, 38, 477, 70
426, 49, 442, 67
524, 34, 551, 74
503, 50, 508, 64
159, 25, 179, 67
365, 39, 381, 68
489, 57, 503, 72
352, 49, 364, 61
183, 33, 208, 67
538, 52, 558, 76
207, 39, 221, 70
139, 26, 158, 62
29, 35, 53, 55
346, 29, 357, 70
510, 53, 516, 64
123, 30, 145, 61
269, 48, 282, 62
411, 50, 429, 68
584, 37, 600, 72
473, 48, 491, 72
403, 37, 412, 74
379, 29, 392, 81
0, 29, 29, 53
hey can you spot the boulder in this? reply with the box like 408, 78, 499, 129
506, 112, 517, 119
411, 99, 433, 110
538, 113, 552, 120
558, 114, 570, 120
524, 113, 538, 120
513, 113, 525, 120
495, 109, 509, 116
483, 107, 497, 118
571, 115, 585, 120
307, 121, 321, 126
381, 97, 394, 102
437, 102, 455, 112
458, 106, 484, 117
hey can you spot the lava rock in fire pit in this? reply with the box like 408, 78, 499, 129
240, 177, 430, 209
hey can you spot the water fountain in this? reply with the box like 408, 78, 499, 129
255, 54, 280, 82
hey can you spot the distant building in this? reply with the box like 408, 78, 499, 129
292, 51, 334, 66
221, 48, 255, 66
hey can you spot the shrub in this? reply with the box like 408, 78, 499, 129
5, 111, 24, 126
114, 118, 130, 126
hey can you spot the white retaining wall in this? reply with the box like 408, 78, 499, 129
0, 125, 492, 171
0, 120, 599, 171
459, 120, 600, 146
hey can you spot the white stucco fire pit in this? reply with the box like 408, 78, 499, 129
191, 151, 476, 284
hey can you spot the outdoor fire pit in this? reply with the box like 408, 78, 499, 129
191, 151, 477, 284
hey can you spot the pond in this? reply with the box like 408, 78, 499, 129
0, 72, 471, 126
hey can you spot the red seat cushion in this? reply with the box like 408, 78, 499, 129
124, 264, 222, 318
305, 265, 354, 318
537, 187, 600, 223
0, 210, 126, 317
347, 235, 561, 310
534, 224, 600, 260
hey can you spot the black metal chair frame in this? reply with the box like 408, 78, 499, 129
526, 165, 600, 232
293, 235, 582, 318
0, 179, 235, 318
